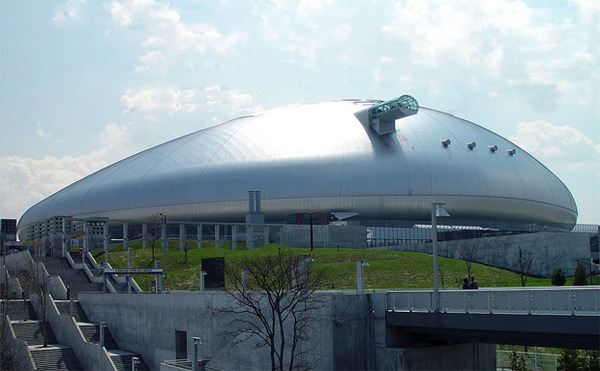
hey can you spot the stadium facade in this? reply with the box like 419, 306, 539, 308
17, 97, 578, 242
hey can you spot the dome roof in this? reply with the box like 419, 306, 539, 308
18, 100, 577, 233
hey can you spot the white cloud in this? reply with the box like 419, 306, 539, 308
120, 86, 260, 122
110, 0, 241, 73
0, 123, 134, 220
53, 0, 85, 24
511, 120, 600, 172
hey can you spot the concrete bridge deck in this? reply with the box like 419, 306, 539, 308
386, 287, 600, 350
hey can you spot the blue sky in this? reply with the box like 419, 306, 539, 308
1, 0, 598, 224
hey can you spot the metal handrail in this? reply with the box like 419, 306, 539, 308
387, 286, 600, 316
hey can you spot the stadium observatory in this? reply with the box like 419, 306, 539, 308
17, 96, 577, 243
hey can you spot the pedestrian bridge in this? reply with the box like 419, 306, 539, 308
386, 287, 600, 350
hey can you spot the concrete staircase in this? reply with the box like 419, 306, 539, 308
78, 323, 118, 350
109, 351, 151, 371
54, 300, 89, 322
4, 299, 37, 321
29, 345, 82, 370
36, 257, 103, 296
11, 320, 58, 346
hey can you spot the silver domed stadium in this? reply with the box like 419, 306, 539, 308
18, 97, 577, 242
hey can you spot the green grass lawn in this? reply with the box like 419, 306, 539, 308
91, 241, 572, 291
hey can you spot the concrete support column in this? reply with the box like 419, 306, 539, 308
197, 224, 203, 249
192, 337, 201, 371
179, 223, 185, 251
200, 271, 206, 292
100, 322, 106, 347
232, 225, 237, 251
103, 223, 109, 266
142, 223, 147, 249
123, 222, 128, 251
62, 218, 67, 258
264, 225, 269, 245
247, 225, 254, 250
215, 225, 220, 247
356, 261, 365, 291
83, 221, 88, 264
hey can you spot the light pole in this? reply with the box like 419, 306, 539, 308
431, 202, 450, 312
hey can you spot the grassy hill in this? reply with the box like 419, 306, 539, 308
92, 240, 570, 291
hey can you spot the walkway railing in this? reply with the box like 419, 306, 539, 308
387, 287, 600, 316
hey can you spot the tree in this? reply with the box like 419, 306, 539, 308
183, 240, 195, 263
551, 268, 567, 286
219, 251, 327, 370
18, 261, 49, 347
1, 255, 16, 369
558, 349, 583, 370
573, 267, 587, 286
509, 350, 527, 371
147, 216, 163, 265
514, 246, 534, 287
455, 242, 478, 280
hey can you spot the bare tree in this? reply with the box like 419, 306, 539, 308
18, 262, 49, 347
183, 240, 195, 263
148, 216, 163, 265
455, 241, 478, 280
1, 255, 16, 369
219, 251, 327, 371
514, 245, 534, 287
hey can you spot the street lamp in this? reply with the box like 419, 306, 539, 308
431, 202, 450, 312
160, 213, 167, 275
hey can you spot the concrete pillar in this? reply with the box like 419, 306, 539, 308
215, 225, 220, 247
197, 224, 203, 249
264, 225, 269, 245
357, 261, 365, 291
142, 223, 147, 249
62, 218, 67, 258
232, 225, 237, 251
248, 225, 254, 250
200, 271, 206, 292
180, 223, 185, 251
192, 337, 201, 371
123, 222, 128, 251
103, 223, 109, 266
255, 191, 261, 212
100, 322, 106, 347
132, 357, 140, 371
69, 297, 74, 317
83, 222, 88, 264
248, 191, 255, 213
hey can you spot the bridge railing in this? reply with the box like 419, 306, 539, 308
387, 287, 600, 316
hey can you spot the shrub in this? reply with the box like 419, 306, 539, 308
551, 269, 566, 286
573, 266, 587, 286
558, 349, 583, 371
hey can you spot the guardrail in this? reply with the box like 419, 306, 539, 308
387, 287, 600, 316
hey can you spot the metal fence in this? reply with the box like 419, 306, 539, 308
387, 287, 600, 315
496, 350, 559, 371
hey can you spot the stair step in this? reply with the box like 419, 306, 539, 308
78, 323, 118, 350
30, 346, 82, 370
3, 299, 37, 321
54, 300, 89, 322
11, 321, 58, 346
110, 353, 150, 371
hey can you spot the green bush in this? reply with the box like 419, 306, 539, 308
551, 268, 566, 286
573, 267, 587, 286
558, 349, 583, 370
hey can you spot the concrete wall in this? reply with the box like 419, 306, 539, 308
78, 291, 494, 370
281, 224, 367, 249
388, 232, 590, 277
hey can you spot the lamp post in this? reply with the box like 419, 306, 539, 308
431, 202, 450, 312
